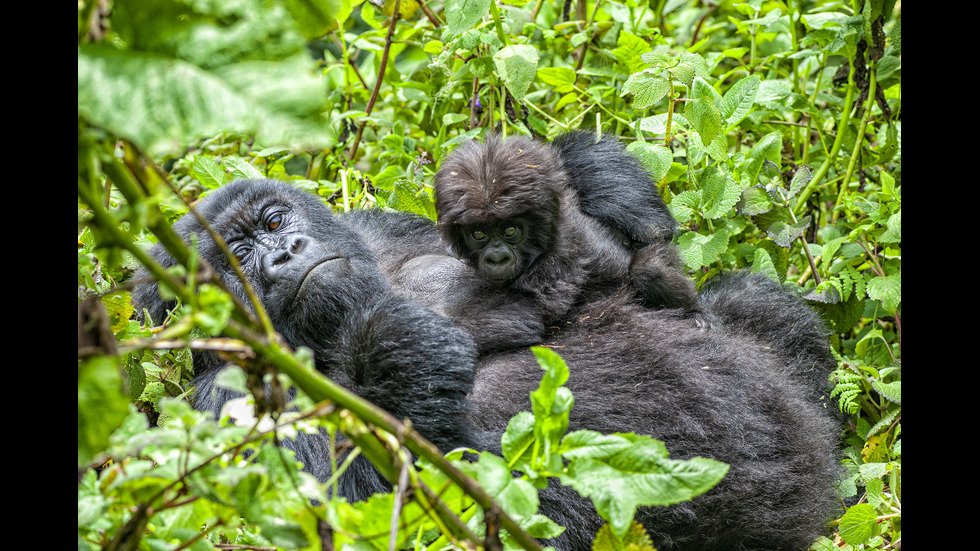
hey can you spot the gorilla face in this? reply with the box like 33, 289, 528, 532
459, 217, 534, 287
435, 135, 565, 290
137, 179, 388, 356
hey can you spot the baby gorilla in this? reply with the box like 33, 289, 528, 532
131, 179, 477, 501
432, 134, 698, 352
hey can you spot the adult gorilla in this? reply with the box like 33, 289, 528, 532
133, 178, 839, 550
131, 179, 477, 501
469, 292, 841, 550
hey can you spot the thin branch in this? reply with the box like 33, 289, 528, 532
348, 0, 402, 162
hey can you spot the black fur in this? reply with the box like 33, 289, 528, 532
470, 292, 841, 550
132, 178, 841, 551
132, 179, 477, 500
700, 271, 839, 411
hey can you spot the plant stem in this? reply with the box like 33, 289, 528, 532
834, 62, 877, 221
348, 0, 402, 162
793, 60, 857, 214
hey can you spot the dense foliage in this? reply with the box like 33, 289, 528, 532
78, 0, 901, 549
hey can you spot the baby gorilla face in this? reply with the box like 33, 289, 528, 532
460, 218, 530, 287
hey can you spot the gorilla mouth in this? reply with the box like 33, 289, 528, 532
297, 256, 345, 295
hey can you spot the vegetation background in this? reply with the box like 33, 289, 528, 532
77, 0, 901, 549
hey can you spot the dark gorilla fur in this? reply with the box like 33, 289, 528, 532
469, 292, 841, 550
132, 178, 841, 550
700, 271, 839, 410
131, 179, 477, 501
430, 134, 699, 352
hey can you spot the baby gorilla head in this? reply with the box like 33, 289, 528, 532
434, 135, 568, 288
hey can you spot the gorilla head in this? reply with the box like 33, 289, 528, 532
435, 135, 570, 288
132, 179, 477, 499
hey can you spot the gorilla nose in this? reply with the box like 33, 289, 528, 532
261, 235, 309, 280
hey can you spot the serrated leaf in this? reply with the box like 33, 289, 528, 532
685, 96, 723, 146
737, 186, 775, 216
621, 71, 671, 109
493, 45, 540, 101
700, 168, 740, 219
591, 520, 655, 551
613, 31, 652, 75
867, 274, 901, 312
191, 155, 229, 189
676, 228, 731, 269
838, 503, 878, 545
444, 0, 492, 37
740, 132, 782, 186
720, 74, 760, 130
625, 142, 672, 182
787, 165, 812, 200
222, 156, 265, 181
560, 432, 728, 537
766, 216, 811, 247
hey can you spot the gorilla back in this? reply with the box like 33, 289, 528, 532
470, 293, 841, 551
132, 179, 477, 501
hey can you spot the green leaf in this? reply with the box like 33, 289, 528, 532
676, 228, 731, 269
559, 431, 728, 536
78, 356, 132, 467
867, 274, 901, 312
591, 520, 656, 551
538, 66, 577, 93
493, 45, 540, 101
613, 32, 652, 75
529, 347, 573, 475
740, 131, 782, 186
621, 71, 670, 109
222, 156, 265, 181
720, 74, 760, 130
766, 216, 811, 247
700, 167, 741, 219
685, 79, 723, 146
191, 155, 229, 189
444, 0, 492, 37
838, 503, 878, 545
737, 186, 775, 216
625, 142, 673, 183
78, 47, 333, 157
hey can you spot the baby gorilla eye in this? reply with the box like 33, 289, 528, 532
471, 228, 488, 241
502, 225, 519, 238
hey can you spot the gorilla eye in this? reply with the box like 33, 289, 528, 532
268, 214, 283, 231
471, 229, 488, 241
503, 225, 519, 238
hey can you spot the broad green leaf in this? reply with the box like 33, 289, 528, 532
592, 521, 656, 551
700, 168, 741, 219
191, 155, 228, 190
766, 216, 811, 247
625, 142, 673, 183
750, 247, 779, 282
613, 31, 652, 75
529, 347, 573, 474
78, 356, 132, 467
493, 45, 540, 101
720, 74, 760, 130
621, 70, 671, 109
444, 0, 492, 37
787, 165, 813, 200
740, 131, 782, 186
677, 227, 731, 269
559, 431, 728, 536
737, 186, 775, 216
838, 503, 878, 545
78, 47, 333, 157
222, 156, 265, 181
537, 66, 577, 93
867, 274, 901, 312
